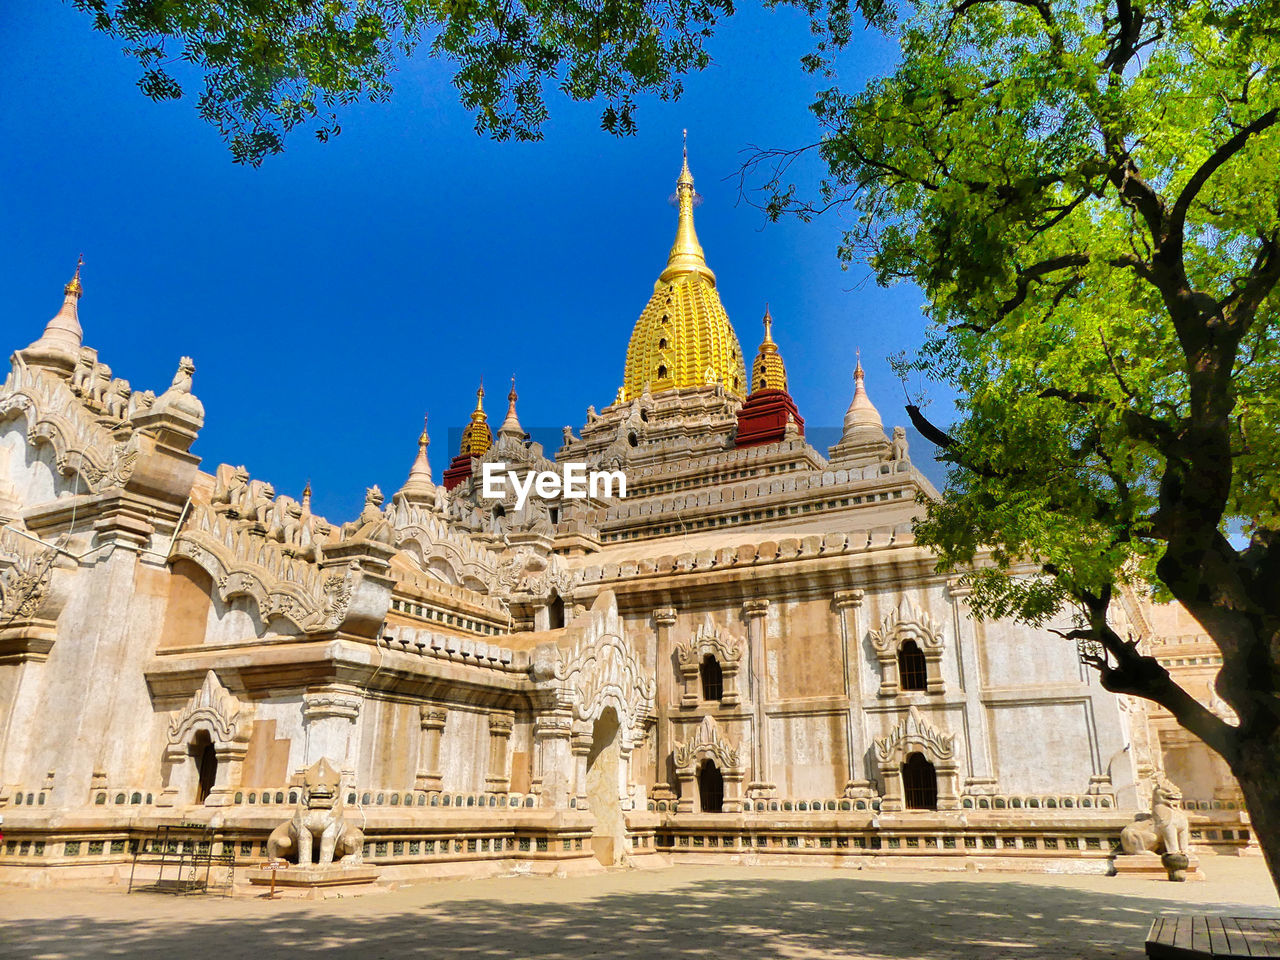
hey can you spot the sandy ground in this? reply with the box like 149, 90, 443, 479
0, 857, 1275, 960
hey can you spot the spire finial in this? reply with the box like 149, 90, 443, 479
418, 413, 429, 449
65, 254, 84, 298
460, 379, 493, 457
498, 374, 524, 441
302, 478, 312, 507
751, 303, 788, 393
662, 130, 714, 285
855, 347, 864, 380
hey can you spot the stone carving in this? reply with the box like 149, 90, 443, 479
103, 378, 131, 420
342, 486, 395, 545
266, 758, 363, 866
170, 357, 194, 394
0, 548, 56, 621
167, 670, 246, 747
543, 592, 655, 744
211, 465, 250, 513
1, 362, 116, 490
673, 714, 742, 772
869, 597, 945, 695
556, 630, 655, 736
869, 597, 944, 655
874, 704, 955, 764
674, 614, 745, 706
1120, 781, 1191, 856
874, 705, 962, 811
890, 425, 908, 460
98, 435, 141, 489
320, 561, 361, 630
674, 614, 744, 668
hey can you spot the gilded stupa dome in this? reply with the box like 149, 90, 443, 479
621, 148, 747, 402
750, 305, 788, 393
459, 383, 493, 457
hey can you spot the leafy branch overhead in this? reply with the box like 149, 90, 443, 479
70, 0, 867, 165
751, 0, 1280, 885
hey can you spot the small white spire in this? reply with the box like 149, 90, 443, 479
841, 349, 884, 440
23, 256, 85, 372
498, 376, 524, 441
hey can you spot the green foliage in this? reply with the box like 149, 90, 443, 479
786, 0, 1280, 628
70, 0, 741, 164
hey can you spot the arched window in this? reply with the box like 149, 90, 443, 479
898, 639, 928, 691
700, 655, 723, 701
548, 595, 565, 630
698, 761, 724, 813
901, 752, 938, 810
657, 365, 668, 379
192, 731, 218, 804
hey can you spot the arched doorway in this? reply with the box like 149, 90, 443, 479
901, 752, 938, 810
192, 731, 218, 804
698, 760, 724, 813
547, 594, 565, 630
585, 707, 626, 864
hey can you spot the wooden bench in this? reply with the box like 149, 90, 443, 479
1147, 916, 1280, 959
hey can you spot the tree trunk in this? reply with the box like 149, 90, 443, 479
1229, 727, 1280, 893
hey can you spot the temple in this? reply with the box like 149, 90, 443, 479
0, 152, 1252, 886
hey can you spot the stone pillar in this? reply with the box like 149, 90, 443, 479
674, 766, 697, 813
652, 607, 678, 800
415, 705, 447, 794
835, 590, 869, 792
618, 740, 636, 811
570, 725, 593, 811
743, 599, 774, 798
947, 579, 996, 789
723, 767, 746, 813
486, 713, 514, 793
302, 685, 362, 777
208, 740, 248, 806
878, 759, 906, 812
532, 712, 573, 808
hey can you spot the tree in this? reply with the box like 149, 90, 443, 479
70, 1, 869, 166
69, 0, 742, 164
756, 0, 1280, 888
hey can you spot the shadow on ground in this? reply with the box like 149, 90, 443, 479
4, 873, 1277, 960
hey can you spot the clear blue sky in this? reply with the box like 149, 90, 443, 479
1, 3, 944, 522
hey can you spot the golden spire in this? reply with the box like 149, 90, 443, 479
621, 136, 745, 401
659, 130, 715, 287
65, 254, 84, 298
418, 413, 430, 450
459, 381, 493, 457
302, 478, 312, 504
751, 303, 788, 393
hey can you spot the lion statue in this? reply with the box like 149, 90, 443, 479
267, 758, 363, 867
1120, 780, 1190, 856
